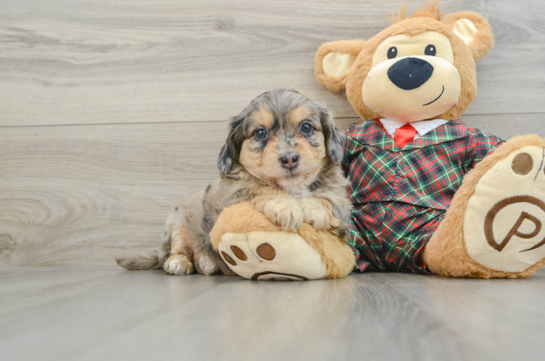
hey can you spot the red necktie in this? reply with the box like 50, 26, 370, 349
393, 124, 417, 149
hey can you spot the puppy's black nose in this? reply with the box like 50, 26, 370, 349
387, 57, 434, 90
280, 152, 299, 169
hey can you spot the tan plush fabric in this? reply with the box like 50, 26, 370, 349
442, 11, 495, 62
423, 135, 545, 278
453, 18, 478, 45
211, 201, 355, 279
314, 40, 366, 92
314, 11, 495, 122
218, 232, 328, 280
388, 0, 442, 23
344, 17, 478, 122
463, 146, 545, 273
322, 52, 357, 78
361, 54, 461, 122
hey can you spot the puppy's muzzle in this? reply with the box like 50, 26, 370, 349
280, 152, 300, 170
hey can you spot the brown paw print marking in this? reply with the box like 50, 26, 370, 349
511, 152, 534, 175
251, 271, 308, 281
484, 195, 545, 252
230, 246, 247, 261
221, 251, 237, 266
256, 243, 276, 260
221, 246, 249, 265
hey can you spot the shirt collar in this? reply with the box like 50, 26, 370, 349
379, 118, 448, 137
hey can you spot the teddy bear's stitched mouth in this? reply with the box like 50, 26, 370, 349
422, 85, 445, 106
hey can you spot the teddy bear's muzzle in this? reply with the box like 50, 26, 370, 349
387, 57, 434, 90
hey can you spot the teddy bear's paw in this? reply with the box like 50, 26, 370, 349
217, 232, 327, 280
464, 145, 545, 273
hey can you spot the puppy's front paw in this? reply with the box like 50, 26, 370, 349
299, 197, 334, 230
253, 196, 303, 231
164, 254, 193, 275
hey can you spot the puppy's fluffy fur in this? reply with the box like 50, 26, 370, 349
116, 89, 351, 275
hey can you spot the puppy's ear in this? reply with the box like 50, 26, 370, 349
442, 11, 494, 62
319, 107, 345, 163
217, 110, 246, 174
217, 140, 234, 174
315, 40, 366, 92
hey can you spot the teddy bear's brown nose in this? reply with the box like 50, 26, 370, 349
388, 57, 434, 90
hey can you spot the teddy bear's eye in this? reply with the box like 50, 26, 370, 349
387, 47, 398, 59
425, 44, 436, 56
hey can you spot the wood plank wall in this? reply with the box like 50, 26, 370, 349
1, 0, 544, 266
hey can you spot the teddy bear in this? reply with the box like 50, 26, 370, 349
211, 2, 545, 279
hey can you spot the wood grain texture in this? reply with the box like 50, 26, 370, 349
0, 121, 225, 266
1, 0, 545, 266
1, 115, 543, 267
3, 2, 545, 358
1, 267, 545, 361
1, 0, 545, 126
0, 114, 545, 266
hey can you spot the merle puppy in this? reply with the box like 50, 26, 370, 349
116, 89, 351, 275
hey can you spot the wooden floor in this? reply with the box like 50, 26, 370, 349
2, 1, 545, 359
1, 267, 545, 361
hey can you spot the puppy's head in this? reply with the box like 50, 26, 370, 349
218, 89, 344, 188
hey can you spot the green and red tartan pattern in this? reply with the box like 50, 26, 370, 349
343, 119, 503, 273
349, 202, 445, 273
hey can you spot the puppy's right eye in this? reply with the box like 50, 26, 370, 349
254, 128, 268, 140
301, 122, 313, 134
387, 47, 398, 59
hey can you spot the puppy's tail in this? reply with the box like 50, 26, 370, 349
118, 211, 175, 270
116, 248, 165, 270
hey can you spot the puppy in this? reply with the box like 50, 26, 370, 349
116, 89, 351, 276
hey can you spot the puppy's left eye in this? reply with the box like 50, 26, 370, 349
425, 44, 436, 56
301, 122, 313, 134
255, 128, 269, 140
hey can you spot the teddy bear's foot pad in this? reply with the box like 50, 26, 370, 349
464, 145, 545, 273
217, 232, 327, 280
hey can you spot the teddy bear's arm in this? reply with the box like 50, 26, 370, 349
462, 128, 504, 172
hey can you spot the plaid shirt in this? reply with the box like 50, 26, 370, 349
343, 119, 503, 273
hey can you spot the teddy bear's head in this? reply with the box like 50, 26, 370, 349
315, 2, 494, 123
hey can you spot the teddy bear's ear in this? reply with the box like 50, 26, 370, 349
315, 40, 365, 92
442, 11, 495, 62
